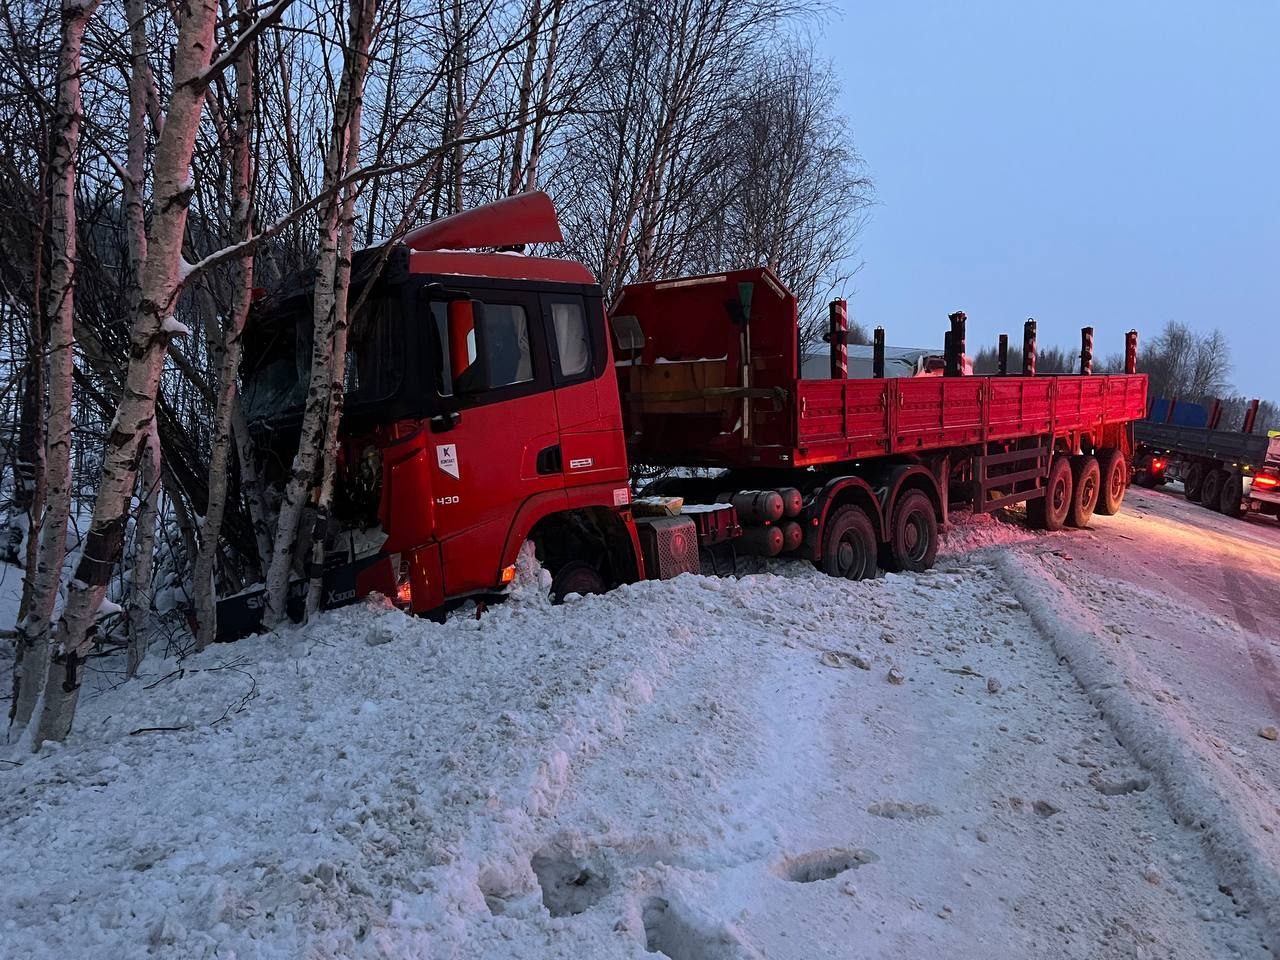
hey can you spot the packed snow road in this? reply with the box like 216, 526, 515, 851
2, 493, 1278, 960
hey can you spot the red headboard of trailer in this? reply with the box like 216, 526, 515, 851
612, 268, 800, 459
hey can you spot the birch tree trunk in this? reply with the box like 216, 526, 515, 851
125, 422, 160, 676
194, 0, 256, 650
120, 0, 153, 678
232, 403, 274, 565
11, 0, 101, 731
522, 0, 560, 192
262, 0, 377, 629
507, 0, 540, 195
35, 0, 221, 746
304, 3, 373, 618
14, 160, 47, 597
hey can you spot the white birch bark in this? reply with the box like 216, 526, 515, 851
35, 0, 221, 746
304, 2, 373, 618
522, 0, 561, 192
507, 0, 540, 195
121, 0, 153, 678
262, 0, 377, 628
126, 421, 160, 676
194, 0, 256, 650
11, 0, 101, 730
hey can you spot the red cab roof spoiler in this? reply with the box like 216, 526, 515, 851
403, 191, 564, 251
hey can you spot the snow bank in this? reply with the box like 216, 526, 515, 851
995, 549, 1280, 943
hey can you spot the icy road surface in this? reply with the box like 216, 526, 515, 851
2, 491, 1278, 960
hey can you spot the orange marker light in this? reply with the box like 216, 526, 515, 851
500, 564, 517, 584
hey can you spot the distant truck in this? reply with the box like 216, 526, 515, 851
1134, 398, 1280, 521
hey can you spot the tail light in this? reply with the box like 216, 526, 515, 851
1253, 474, 1278, 490
1151, 457, 1165, 471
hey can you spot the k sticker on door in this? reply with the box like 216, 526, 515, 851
436, 443, 460, 479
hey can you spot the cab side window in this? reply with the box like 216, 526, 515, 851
478, 304, 534, 386
547, 299, 591, 380
430, 296, 539, 403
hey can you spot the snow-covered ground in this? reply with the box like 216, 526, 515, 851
2, 491, 1278, 959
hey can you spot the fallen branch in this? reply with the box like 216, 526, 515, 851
143, 668, 184, 689
128, 725, 192, 735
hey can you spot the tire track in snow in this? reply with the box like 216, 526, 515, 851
994, 548, 1280, 951
1219, 564, 1280, 720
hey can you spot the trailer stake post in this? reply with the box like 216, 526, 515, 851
947, 311, 966, 377
1022, 319, 1037, 376
1243, 398, 1260, 434
1080, 326, 1094, 375
1125, 329, 1138, 374
873, 326, 885, 379
998, 334, 1009, 375
944, 330, 957, 377
827, 299, 847, 380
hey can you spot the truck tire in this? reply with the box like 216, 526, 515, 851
1096, 448, 1128, 516
818, 504, 878, 581
550, 561, 606, 603
1183, 462, 1205, 502
1027, 455, 1073, 531
1220, 474, 1245, 519
1067, 455, 1101, 528
1201, 469, 1225, 513
884, 489, 938, 573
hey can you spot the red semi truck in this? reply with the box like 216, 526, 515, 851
233, 192, 1147, 631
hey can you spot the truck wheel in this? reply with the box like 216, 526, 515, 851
819, 504, 878, 581
1183, 462, 1205, 501
1220, 474, 1245, 519
884, 490, 938, 573
1201, 469, 1225, 512
1096, 448, 1128, 516
1067, 455, 1101, 527
1027, 456, 1073, 531
550, 561, 605, 603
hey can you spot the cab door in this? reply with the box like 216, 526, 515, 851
427, 290, 565, 595
541, 292, 630, 490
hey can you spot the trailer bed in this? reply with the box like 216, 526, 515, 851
615, 268, 1147, 469
1135, 421, 1270, 466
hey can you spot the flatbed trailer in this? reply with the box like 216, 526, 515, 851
615, 268, 1147, 576
1135, 403, 1280, 520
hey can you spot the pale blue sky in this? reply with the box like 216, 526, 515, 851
815, 1, 1278, 397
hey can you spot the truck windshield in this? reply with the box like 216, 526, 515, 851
242, 291, 407, 425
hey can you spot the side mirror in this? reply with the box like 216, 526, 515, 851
447, 299, 476, 386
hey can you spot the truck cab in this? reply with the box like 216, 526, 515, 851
241, 193, 640, 618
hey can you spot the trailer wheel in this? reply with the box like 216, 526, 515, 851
1096, 448, 1128, 516
818, 504, 878, 581
1220, 474, 1245, 519
1183, 462, 1205, 502
884, 490, 938, 573
1067, 455, 1101, 528
1201, 469, 1226, 513
550, 561, 606, 603
1027, 456, 1073, 531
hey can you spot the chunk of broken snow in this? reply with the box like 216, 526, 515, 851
161, 316, 191, 336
